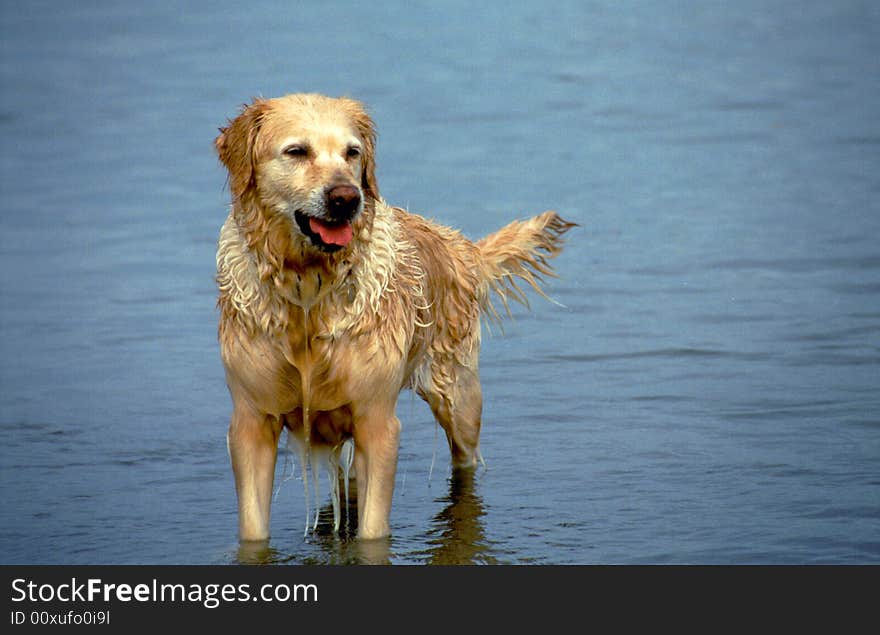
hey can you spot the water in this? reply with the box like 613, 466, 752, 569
1, 0, 878, 564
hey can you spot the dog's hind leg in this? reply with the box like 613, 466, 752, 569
228, 403, 283, 541
419, 361, 483, 469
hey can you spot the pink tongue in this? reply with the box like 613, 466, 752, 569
309, 218, 353, 246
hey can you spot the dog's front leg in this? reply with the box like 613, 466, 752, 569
352, 404, 400, 540
227, 402, 282, 541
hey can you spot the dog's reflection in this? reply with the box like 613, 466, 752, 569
235, 468, 495, 565
423, 468, 497, 565
234, 476, 391, 565
235, 539, 288, 565
235, 522, 391, 565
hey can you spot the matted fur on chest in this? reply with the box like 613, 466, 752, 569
219, 312, 417, 418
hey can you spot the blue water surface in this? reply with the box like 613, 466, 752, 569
0, 0, 878, 564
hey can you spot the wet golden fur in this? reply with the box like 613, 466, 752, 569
215, 93, 574, 540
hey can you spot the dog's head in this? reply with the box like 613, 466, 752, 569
215, 94, 378, 254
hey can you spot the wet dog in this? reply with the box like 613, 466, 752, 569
215, 93, 574, 540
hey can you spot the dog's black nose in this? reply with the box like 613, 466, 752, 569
326, 184, 361, 220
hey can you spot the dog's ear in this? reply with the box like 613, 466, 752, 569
341, 98, 379, 201
215, 99, 269, 199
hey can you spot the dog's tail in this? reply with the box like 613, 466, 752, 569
476, 211, 577, 323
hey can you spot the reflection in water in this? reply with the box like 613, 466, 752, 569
235, 540, 293, 565
422, 468, 498, 565
233, 481, 392, 565
233, 468, 497, 564
305, 515, 392, 565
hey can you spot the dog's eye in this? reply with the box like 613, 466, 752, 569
283, 145, 308, 157
346, 146, 361, 159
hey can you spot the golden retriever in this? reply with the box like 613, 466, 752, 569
215, 93, 574, 541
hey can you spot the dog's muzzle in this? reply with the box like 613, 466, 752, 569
326, 184, 361, 221
294, 184, 362, 252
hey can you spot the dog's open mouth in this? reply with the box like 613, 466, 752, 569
294, 211, 353, 252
